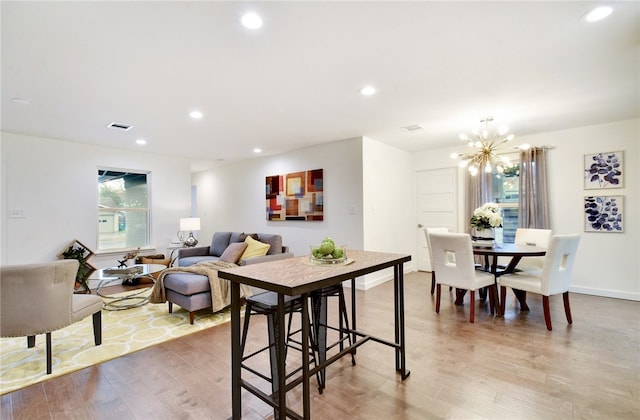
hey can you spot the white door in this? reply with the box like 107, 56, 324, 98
416, 168, 458, 271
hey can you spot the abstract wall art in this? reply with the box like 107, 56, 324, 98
266, 169, 323, 221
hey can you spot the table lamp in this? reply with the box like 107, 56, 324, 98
180, 217, 201, 247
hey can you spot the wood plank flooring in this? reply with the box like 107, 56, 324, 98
2, 271, 638, 419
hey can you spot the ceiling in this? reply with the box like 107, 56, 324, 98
2, 1, 638, 171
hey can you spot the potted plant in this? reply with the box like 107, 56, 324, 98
60, 241, 95, 293
470, 202, 502, 243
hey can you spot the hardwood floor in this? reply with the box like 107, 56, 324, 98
2, 271, 638, 419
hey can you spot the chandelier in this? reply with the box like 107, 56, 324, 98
450, 117, 515, 176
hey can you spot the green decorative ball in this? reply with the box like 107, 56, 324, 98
319, 241, 335, 255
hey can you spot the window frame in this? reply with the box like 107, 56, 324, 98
491, 151, 520, 244
97, 168, 150, 252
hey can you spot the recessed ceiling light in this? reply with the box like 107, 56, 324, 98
253, 148, 262, 153
241, 13, 263, 29
190, 110, 203, 119
584, 6, 613, 22
360, 85, 376, 96
136, 139, 147, 145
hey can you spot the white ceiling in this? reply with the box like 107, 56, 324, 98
2, 1, 639, 171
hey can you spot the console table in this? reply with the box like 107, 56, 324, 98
218, 249, 411, 420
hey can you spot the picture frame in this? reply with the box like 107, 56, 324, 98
266, 169, 323, 221
584, 195, 623, 233
584, 151, 623, 189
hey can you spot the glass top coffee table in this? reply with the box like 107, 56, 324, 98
92, 263, 165, 310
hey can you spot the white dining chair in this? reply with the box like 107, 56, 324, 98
424, 227, 449, 294
498, 234, 581, 330
513, 228, 552, 272
429, 232, 496, 323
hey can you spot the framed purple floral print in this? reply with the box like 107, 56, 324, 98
584, 195, 623, 233
584, 151, 623, 189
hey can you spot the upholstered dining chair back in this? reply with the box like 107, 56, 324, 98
0, 260, 103, 374
513, 228, 552, 272
424, 227, 449, 294
429, 232, 479, 290
498, 234, 581, 330
429, 232, 496, 323
514, 228, 552, 248
538, 234, 581, 296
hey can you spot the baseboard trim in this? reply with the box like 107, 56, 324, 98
570, 286, 639, 302
354, 261, 417, 290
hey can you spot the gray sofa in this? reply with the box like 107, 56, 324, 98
176, 231, 291, 267
164, 232, 293, 324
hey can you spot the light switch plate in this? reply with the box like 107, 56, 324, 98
9, 209, 26, 218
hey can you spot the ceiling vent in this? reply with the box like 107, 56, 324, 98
401, 124, 423, 132
108, 122, 132, 131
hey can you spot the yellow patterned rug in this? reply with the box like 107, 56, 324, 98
0, 293, 232, 395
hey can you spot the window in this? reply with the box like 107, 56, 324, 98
97, 169, 149, 251
491, 158, 520, 244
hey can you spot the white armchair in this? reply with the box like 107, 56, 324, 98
0, 260, 103, 374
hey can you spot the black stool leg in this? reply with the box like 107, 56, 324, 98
337, 287, 356, 366
240, 293, 320, 417
311, 285, 356, 394
312, 293, 328, 393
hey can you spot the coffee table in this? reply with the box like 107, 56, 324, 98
93, 263, 165, 310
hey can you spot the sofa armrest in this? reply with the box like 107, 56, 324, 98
241, 252, 294, 266
177, 246, 211, 259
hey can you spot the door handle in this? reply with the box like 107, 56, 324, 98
417, 224, 424, 228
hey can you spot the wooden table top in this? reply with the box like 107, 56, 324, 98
218, 249, 411, 296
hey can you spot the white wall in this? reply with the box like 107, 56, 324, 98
193, 136, 419, 289
413, 119, 639, 301
362, 137, 416, 287
3, 119, 636, 299
521, 119, 639, 300
1, 132, 193, 282
192, 137, 365, 271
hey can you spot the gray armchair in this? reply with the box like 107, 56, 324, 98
0, 260, 103, 374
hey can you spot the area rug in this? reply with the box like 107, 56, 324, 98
0, 294, 233, 395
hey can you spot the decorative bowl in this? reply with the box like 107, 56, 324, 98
309, 245, 347, 265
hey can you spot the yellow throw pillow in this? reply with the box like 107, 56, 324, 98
239, 236, 271, 263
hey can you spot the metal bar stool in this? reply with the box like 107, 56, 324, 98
240, 291, 320, 402
310, 284, 356, 394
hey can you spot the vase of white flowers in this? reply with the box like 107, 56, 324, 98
470, 203, 502, 245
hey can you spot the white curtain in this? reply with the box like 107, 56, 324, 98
518, 147, 551, 229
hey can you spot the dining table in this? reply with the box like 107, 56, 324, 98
471, 243, 547, 316
218, 249, 411, 420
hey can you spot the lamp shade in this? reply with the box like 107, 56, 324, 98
180, 217, 200, 232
